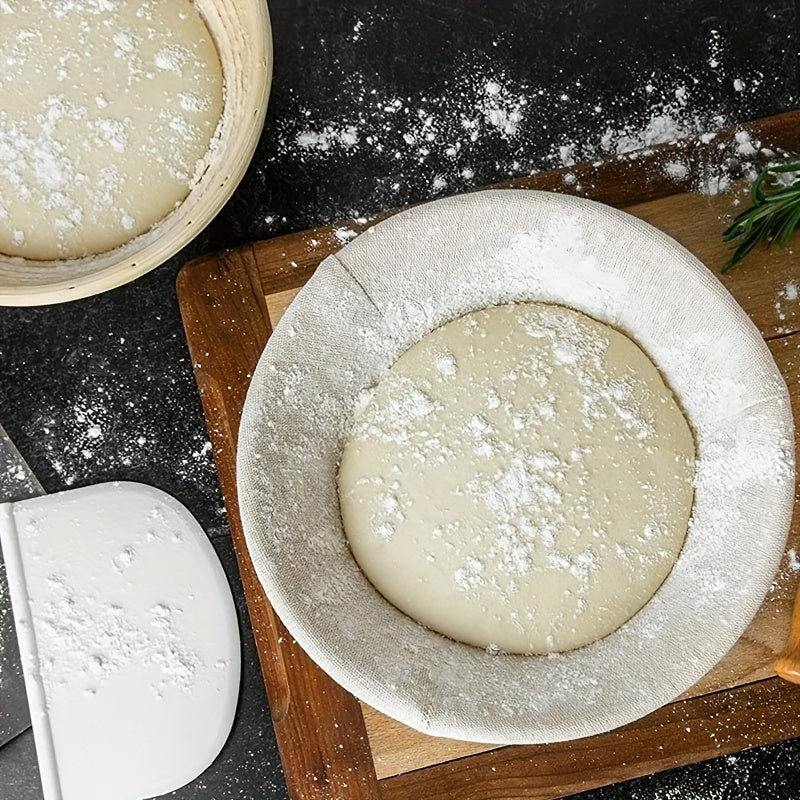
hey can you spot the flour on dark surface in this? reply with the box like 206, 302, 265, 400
0, 287, 227, 540
571, 745, 800, 800
225, 9, 797, 245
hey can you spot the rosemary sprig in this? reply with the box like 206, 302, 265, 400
722, 160, 800, 272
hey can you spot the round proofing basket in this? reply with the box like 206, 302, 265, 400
0, 1, 272, 306
237, 189, 795, 744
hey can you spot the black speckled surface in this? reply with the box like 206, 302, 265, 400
0, 2, 799, 798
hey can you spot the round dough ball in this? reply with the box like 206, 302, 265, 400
0, 1, 223, 260
338, 302, 695, 654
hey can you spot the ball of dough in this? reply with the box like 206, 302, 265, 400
338, 302, 695, 654
0, 1, 223, 260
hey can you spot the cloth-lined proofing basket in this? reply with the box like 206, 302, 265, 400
237, 189, 795, 744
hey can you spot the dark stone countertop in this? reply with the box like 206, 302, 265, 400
1, 1, 799, 798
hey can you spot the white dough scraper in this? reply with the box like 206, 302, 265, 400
0, 480, 240, 800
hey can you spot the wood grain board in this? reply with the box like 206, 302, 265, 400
177, 110, 800, 800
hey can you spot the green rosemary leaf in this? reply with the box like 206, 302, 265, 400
723, 235, 762, 273
760, 185, 800, 202
722, 159, 800, 271
778, 201, 800, 246
722, 202, 777, 242
767, 161, 800, 175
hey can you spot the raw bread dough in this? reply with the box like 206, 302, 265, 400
0, 1, 224, 260
338, 302, 695, 654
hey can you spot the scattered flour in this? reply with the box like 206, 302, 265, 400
297, 125, 360, 152
255, 24, 785, 241
35, 574, 200, 699
780, 281, 799, 302
33, 389, 215, 490
664, 161, 689, 181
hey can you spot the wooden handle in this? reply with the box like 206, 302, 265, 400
774, 583, 800, 683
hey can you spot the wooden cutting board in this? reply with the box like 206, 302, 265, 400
176, 110, 800, 800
